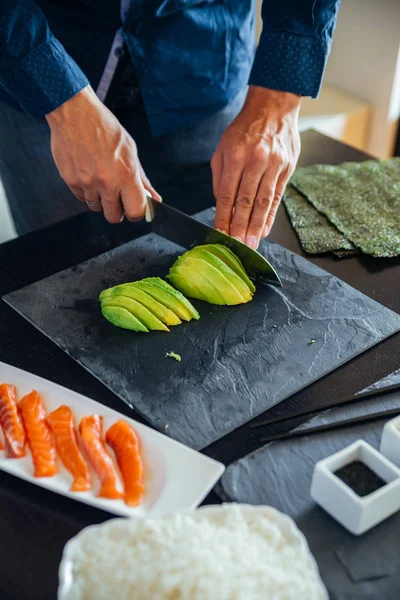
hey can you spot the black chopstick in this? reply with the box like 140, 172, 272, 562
260, 406, 400, 444
251, 381, 400, 430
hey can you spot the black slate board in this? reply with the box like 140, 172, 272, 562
4, 208, 400, 450
217, 370, 400, 600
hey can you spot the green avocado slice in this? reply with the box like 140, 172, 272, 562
99, 288, 114, 302
174, 249, 253, 303
200, 244, 256, 293
101, 296, 169, 331
100, 285, 181, 326
169, 258, 245, 305
165, 272, 207, 302
101, 306, 149, 332
167, 269, 215, 303
133, 278, 200, 321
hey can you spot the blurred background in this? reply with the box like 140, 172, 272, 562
256, 0, 400, 159
1, 0, 399, 243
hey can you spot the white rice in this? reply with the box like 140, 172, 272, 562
59, 504, 327, 600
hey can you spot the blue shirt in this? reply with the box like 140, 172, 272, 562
0, 1, 340, 136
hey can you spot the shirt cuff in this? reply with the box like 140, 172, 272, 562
0, 36, 90, 118
249, 29, 331, 98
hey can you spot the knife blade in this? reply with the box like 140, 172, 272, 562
145, 196, 281, 287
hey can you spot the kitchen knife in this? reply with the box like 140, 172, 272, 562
145, 196, 281, 287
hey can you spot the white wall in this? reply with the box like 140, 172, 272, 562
325, 0, 400, 157
255, 0, 262, 40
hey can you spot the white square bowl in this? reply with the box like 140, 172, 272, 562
310, 440, 400, 535
380, 415, 400, 468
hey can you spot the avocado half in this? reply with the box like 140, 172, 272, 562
99, 277, 199, 332
167, 245, 255, 306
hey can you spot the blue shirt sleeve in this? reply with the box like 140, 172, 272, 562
0, 1, 90, 117
250, 0, 341, 98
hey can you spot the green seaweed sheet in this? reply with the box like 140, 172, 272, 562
291, 158, 400, 258
283, 185, 356, 255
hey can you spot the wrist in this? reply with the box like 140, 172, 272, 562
244, 86, 301, 115
45, 85, 97, 127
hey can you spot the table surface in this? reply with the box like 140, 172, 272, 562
0, 130, 399, 599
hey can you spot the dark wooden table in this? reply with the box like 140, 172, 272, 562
0, 131, 399, 599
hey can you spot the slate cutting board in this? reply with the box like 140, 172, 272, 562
217, 370, 400, 600
3, 208, 400, 450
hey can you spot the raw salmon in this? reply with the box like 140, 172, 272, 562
47, 405, 91, 492
0, 383, 26, 458
19, 391, 57, 477
106, 420, 144, 507
79, 415, 122, 499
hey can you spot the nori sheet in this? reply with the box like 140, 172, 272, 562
283, 184, 356, 255
291, 158, 400, 258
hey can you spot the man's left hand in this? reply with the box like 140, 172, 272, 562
212, 86, 301, 249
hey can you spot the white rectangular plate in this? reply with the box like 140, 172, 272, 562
0, 361, 224, 517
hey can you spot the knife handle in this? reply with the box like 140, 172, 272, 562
144, 191, 163, 223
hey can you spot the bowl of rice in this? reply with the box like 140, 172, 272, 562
58, 503, 327, 600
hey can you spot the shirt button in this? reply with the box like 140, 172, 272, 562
114, 46, 125, 58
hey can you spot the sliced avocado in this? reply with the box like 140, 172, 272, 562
100, 285, 181, 326
169, 258, 244, 305
200, 245, 256, 293
169, 261, 226, 304
174, 249, 253, 303
101, 306, 149, 332
134, 278, 200, 321
101, 296, 169, 331
99, 287, 114, 302
167, 270, 212, 303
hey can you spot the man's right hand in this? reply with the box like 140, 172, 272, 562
45, 85, 160, 223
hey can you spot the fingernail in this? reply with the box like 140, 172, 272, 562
246, 235, 258, 249
233, 236, 244, 243
263, 224, 270, 237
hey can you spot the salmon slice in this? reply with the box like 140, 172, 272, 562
0, 384, 26, 458
47, 405, 91, 492
79, 415, 122, 499
19, 391, 57, 477
106, 420, 145, 507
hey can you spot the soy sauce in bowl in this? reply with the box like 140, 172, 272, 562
334, 461, 386, 497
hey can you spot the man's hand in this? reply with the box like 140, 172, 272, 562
46, 86, 160, 223
212, 86, 301, 249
